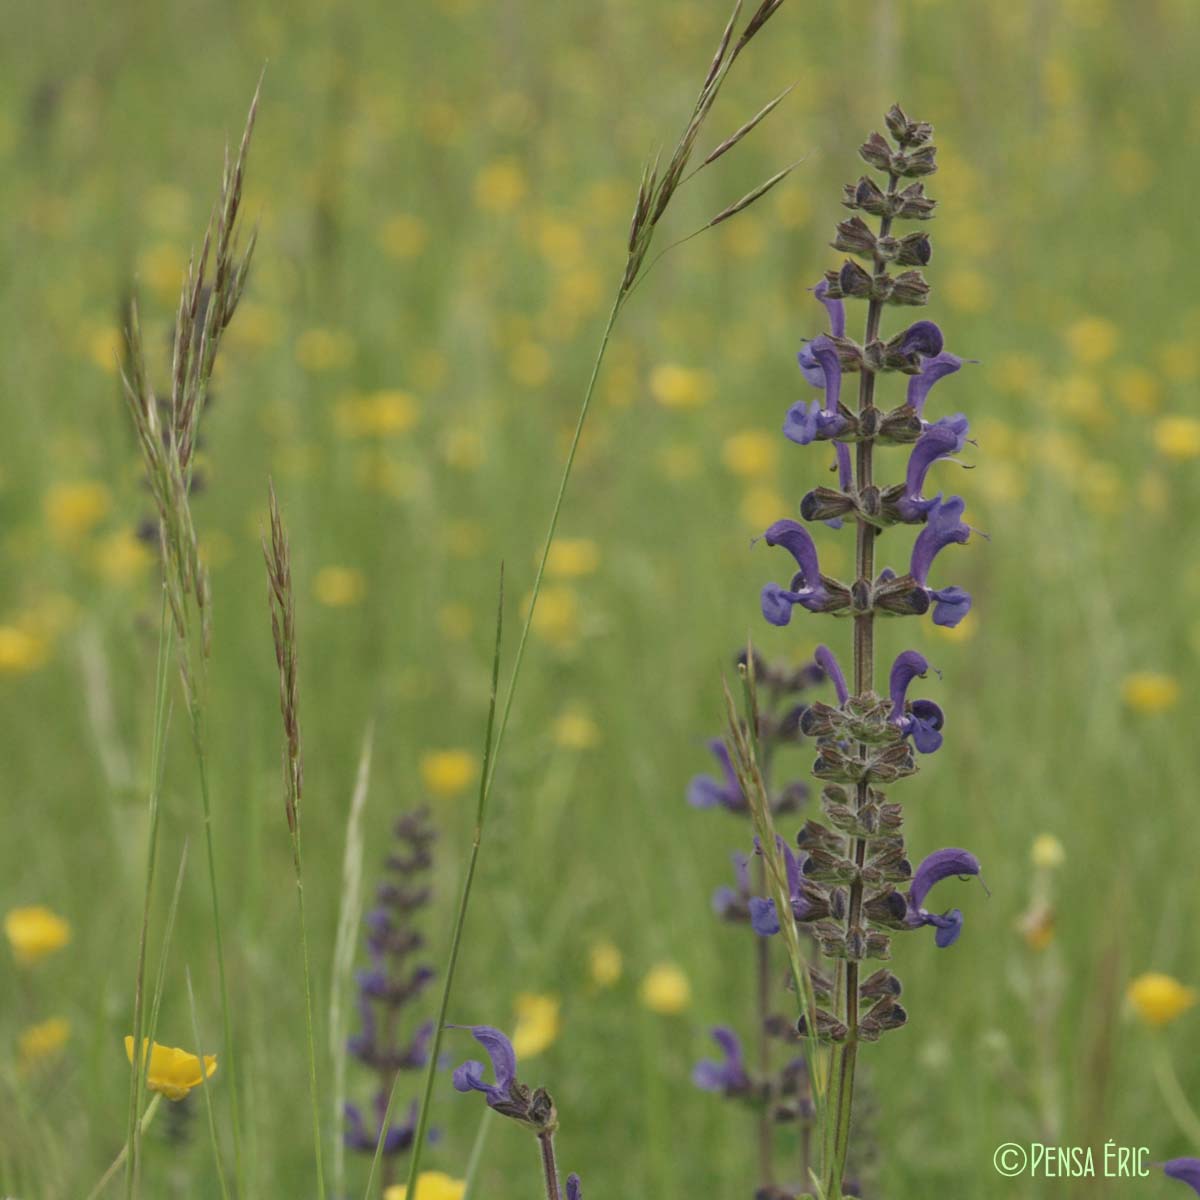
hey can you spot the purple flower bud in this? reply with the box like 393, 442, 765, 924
566, 1176, 583, 1200
895, 320, 944, 359
907, 352, 964, 417
692, 1026, 751, 1094
906, 848, 981, 947
1164, 1159, 1200, 1195
687, 739, 745, 813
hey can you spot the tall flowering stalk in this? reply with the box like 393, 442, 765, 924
732, 106, 985, 1198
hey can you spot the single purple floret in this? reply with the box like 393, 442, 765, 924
760, 520, 831, 626
692, 1027, 751, 1095
906, 848, 981, 947
1164, 1160, 1200, 1195
896, 415, 970, 522
907, 351, 964, 418
909, 496, 972, 627
749, 837, 810, 936
888, 650, 945, 754
687, 739, 745, 813
450, 1025, 518, 1110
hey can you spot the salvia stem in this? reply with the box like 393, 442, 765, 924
537, 1131, 563, 1200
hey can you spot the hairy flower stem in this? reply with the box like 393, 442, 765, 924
753, 855, 774, 1191
538, 1132, 563, 1200
824, 171, 900, 1200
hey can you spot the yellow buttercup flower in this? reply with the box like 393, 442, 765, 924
511, 993, 561, 1059
1064, 316, 1119, 365
1030, 834, 1065, 870
525, 586, 581, 650
553, 706, 601, 751
721, 430, 778, 478
545, 538, 600, 579
45, 481, 111, 541
124, 1037, 217, 1101
474, 158, 527, 213
420, 749, 475, 798
649, 363, 713, 409
589, 940, 622, 988
0, 626, 49, 674
314, 566, 366, 608
94, 529, 153, 586
640, 962, 691, 1015
1128, 974, 1198, 1029
1121, 671, 1180, 714
334, 390, 420, 438
5, 905, 71, 965
385, 1171, 466, 1200
1153, 416, 1200, 462
19, 1017, 70, 1069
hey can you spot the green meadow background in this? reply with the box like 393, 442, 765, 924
3, 0, 1200, 1196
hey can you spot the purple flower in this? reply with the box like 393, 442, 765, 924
687, 739, 745, 813
451, 1025, 518, 1110
786, 337, 848, 447
894, 415, 970, 522
894, 320, 944, 360
909, 496, 972, 627
1164, 1160, 1200, 1195
566, 1175, 583, 1200
712, 852, 751, 920
888, 650, 944, 754
343, 1097, 418, 1155
692, 1027, 751, 1095
907, 351, 964, 418
906, 848, 981, 948
797, 280, 845, 387
748, 838, 810, 936
760, 521, 834, 626
814, 644, 849, 706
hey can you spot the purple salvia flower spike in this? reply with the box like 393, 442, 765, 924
815, 644, 849, 706
1164, 1160, 1200, 1196
907, 351, 964, 417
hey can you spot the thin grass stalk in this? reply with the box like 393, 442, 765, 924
330, 723, 375, 1199
461, 1109, 495, 1200
187, 967, 232, 1200
263, 484, 327, 1200
123, 590, 172, 1199
88, 1097, 163, 1200
380, 569, 505, 1200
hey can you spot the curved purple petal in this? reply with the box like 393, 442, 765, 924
896, 320, 944, 359
910, 496, 970, 586
451, 1059, 488, 1094
899, 420, 969, 521
1164, 1160, 1200, 1196
814, 278, 845, 338
834, 442, 853, 492
764, 520, 821, 583
749, 896, 781, 936
784, 398, 821, 445
930, 908, 964, 948
761, 583, 803, 627
797, 345, 825, 389
815, 644, 849, 706
907, 699, 945, 754
810, 337, 842, 414
930, 586, 972, 627
888, 650, 930, 721
907, 352, 963, 417
909, 848, 980, 911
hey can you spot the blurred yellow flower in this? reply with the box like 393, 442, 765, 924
1161, 341, 1199, 383
1064, 317, 1119, 365
437, 603, 474, 641
511, 993, 561, 1059
589, 939, 622, 988
420, 749, 475, 797
943, 268, 992, 314
0, 626, 49, 675
545, 538, 600, 579
295, 328, 355, 372
1153, 416, 1200, 461
474, 159, 527, 214
509, 341, 552, 388
1128, 973, 1198, 1029
379, 213, 429, 260
137, 242, 186, 303
446, 520, 484, 558
5, 905, 71, 965
45, 481, 111, 541
1030, 834, 1065, 870
739, 486, 786, 531
1114, 366, 1159, 414
314, 566, 366, 608
721, 430, 778, 478
19, 1017, 70, 1070
525, 586, 580, 650
442, 427, 486, 471
1018, 905, 1055, 953
649, 364, 713, 409
553, 706, 601, 750
85, 325, 125, 374
385, 1172, 466, 1200
640, 962, 691, 1015
1121, 671, 1180, 714
124, 1037, 217, 1101
657, 442, 702, 481
94, 529, 153, 585
335, 390, 420, 438
226, 301, 281, 351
